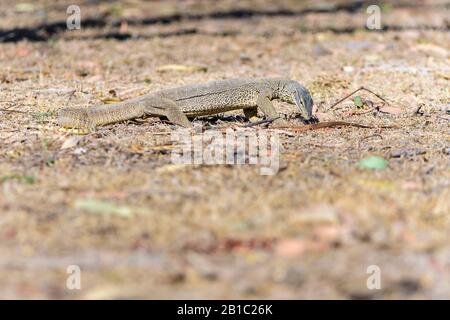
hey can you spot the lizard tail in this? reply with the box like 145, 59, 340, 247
58, 108, 96, 130
57, 100, 146, 130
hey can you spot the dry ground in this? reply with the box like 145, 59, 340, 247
0, 0, 449, 299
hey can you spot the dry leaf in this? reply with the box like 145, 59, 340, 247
100, 97, 123, 104
413, 44, 448, 58
275, 239, 307, 257
61, 136, 82, 150
379, 106, 403, 114
156, 164, 190, 173
74, 199, 147, 218
156, 64, 207, 73
293, 205, 339, 225
83, 286, 124, 300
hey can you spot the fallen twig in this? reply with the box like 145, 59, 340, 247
347, 108, 376, 116
326, 86, 392, 112
389, 148, 426, 158
358, 134, 383, 148
0, 108, 28, 114
272, 121, 397, 132
241, 117, 280, 128
437, 115, 450, 121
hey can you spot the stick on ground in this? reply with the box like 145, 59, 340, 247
326, 86, 391, 112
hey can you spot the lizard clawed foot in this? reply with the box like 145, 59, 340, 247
247, 116, 261, 123
290, 114, 319, 124
300, 116, 319, 125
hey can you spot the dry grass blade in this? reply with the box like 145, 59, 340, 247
275, 121, 397, 132
0, 108, 29, 114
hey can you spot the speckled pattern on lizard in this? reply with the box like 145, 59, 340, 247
57, 78, 314, 130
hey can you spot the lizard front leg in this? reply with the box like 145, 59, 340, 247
256, 91, 286, 126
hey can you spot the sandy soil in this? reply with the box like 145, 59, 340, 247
0, 0, 449, 299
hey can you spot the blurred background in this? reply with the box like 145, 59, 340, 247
0, 0, 449, 299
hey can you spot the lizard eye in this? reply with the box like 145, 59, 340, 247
294, 91, 303, 105
300, 96, 305, 107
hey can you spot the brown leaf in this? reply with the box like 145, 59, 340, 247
274, 239, 307, 257
61, 136, 82, 150
101, 97, 123, 104
156, 64, 207, 73
379, 106, 404, 114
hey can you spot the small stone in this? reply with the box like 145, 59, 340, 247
343, 66, 354, 73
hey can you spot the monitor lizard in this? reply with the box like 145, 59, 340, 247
58, 78, 313, 131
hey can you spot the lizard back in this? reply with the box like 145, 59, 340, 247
157, 78, 280, 116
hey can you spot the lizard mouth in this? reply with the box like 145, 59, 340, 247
294, 94, 312, 120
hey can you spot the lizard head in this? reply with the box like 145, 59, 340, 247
278, 80, 314, 120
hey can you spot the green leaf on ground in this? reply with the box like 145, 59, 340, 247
16, 3, 35, 13
358, 156, 387, 170
1, 175, 36, 184
74, 199, 147, 218
354, 96, 364, 108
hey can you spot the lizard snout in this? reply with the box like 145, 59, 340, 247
293, 89, 313, 120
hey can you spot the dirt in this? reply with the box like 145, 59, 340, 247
0, 0, 449, 299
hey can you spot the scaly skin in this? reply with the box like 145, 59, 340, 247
58, 78, 313, 130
